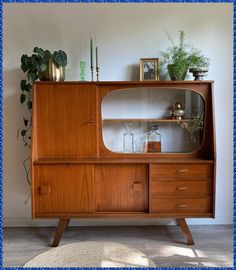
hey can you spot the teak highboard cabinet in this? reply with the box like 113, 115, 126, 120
31, 81, 215, 247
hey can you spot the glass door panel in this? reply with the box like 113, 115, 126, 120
101, 87, 205, 154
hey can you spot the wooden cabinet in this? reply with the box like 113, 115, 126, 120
31, 81, 215, 246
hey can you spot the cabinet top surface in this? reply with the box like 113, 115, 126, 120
34, 80, 214, 85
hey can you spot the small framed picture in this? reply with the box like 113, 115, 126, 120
140, 58, 159, 81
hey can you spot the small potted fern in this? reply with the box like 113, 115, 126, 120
160, 31, 210, 81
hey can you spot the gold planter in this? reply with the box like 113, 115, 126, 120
39, 58, 65, 81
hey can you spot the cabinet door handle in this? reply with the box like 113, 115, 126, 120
40, 184, 51, 195
89, 119, 94, 124
176, 169, 188, 173
132, 182, 142, 193
176, 204, 188, 208
176, 187, 188, 190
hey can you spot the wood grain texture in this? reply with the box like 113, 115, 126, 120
150, 197, 212, 213
94, 164, 148, 212
52, 219, 70, 247
151, 179, 213, 196
34, 84, 98, 158
33, 165, 94, 216
176, 218, 195, 245
150, 163, 213, 178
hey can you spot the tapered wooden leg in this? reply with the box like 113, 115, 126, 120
52, 219, 70, 247
176, 218, 194, 245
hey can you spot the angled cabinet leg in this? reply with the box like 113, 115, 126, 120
52, 219, 70, 247
176, 218, 195, 245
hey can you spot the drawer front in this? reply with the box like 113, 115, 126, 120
151, 197, 212, 213
151, 180, 212, 196
150, 163, 213, 178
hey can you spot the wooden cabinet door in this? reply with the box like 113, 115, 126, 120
33, 165, 94, 217
94, 164, 148, 212
34, 83, 98, 158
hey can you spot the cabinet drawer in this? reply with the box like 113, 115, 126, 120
151, 197, 212, 213
150, 163, 213, 178
151, 180, 212, 196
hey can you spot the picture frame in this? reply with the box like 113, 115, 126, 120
140, 58, 159, 81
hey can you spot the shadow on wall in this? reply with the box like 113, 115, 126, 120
3, 67, 31, 198
126, 64, 140, 81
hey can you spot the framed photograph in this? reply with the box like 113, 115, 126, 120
140, 58, 159, 81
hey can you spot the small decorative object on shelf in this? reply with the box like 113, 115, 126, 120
80, 61, 86, 81
144, 125, 161, 153
140, 58, 159, 81
123, 123, 134, 153
90, 38, 94, 81
177, 111, 204, 143
189, 68, 208, 81
170, 102, 185, 120
160, 31, 210, 81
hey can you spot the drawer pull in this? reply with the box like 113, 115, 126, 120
177, 187, 188, 190
176, 169, 188, 173
176, 204, 188, 208
132, 182, 142, 193
40, 184, 50, 195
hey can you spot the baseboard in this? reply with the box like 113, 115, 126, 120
3, 215, 233, 227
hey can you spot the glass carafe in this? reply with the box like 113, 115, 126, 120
145, 125, 161, 153
123, 123, 134, 153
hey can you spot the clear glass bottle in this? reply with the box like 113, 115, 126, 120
145, 125, 161, 153
123, 123, 134, 153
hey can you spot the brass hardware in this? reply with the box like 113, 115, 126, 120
96, 66, 100, 81
176, 204, 188, 208
39, 58, 65, 82
176, 169, 188, 173
89, 119, 94, 124
40, 184, 51, 195
177, 187, 188, 190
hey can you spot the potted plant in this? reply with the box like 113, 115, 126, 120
160, 31, 210, 81
18, 47, 67, 197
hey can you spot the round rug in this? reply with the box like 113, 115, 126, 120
24, 241, 156, 267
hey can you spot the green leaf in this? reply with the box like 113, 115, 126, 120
27, 72, 38, 82
20, 94, 26, 104
21, 55, 29, 72
39, 64, 47, 72
33, 47, 45, 58
21, 129, 26, 136
23, 117, 28, 127
20, 80, 32, 92
27, 100, 32, 110
52, 50, 67, 67
44, 50, 52, 62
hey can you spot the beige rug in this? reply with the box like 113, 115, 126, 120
24, 241, 156, 267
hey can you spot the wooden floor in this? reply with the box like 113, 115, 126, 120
3, 225, 233, 267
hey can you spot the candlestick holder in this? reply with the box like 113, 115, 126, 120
91, 65, 94, 81
96, 66, 100, 81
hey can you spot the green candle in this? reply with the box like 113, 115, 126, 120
96, 46, 98, 68
90, 38, 93, 67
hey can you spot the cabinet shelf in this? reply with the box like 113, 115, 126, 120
103, 118, 192, 124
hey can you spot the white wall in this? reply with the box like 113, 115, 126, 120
3, 3, 233, 227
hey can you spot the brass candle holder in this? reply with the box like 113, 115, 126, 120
96, 66, 100, 81
91, 65, 94, 82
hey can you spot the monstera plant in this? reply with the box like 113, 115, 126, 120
18, 47, 67, 202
